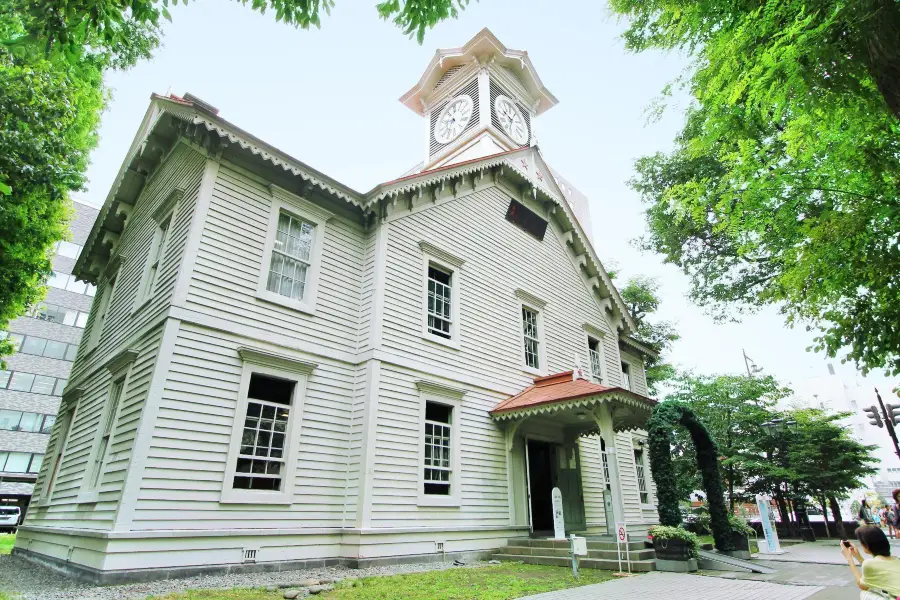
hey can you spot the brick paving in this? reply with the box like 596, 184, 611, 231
522, 572, 824, 600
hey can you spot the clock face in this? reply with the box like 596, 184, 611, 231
434, 95, 474, 144
494, 95, 529, 145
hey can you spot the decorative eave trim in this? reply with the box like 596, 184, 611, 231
191, 116, 363, 209
106, 348, 139, 374
620, 335, 659, 359
415, 380, 466, 400
515, 288, 547, 309
270, 184, 334, 223
237, 346, 317, 374
583, 323, 607, 339
152, 187, 185, 223
61, 386, 86, 404
490, 390, 655, 424
418, 241, 465, 268
104, 253, 126, 278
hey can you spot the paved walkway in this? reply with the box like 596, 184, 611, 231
522, 572, 824, 600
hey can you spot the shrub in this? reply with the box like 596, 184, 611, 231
648, 525, 700, 559
728, 515, 754, 535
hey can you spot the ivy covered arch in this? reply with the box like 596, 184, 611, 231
647, 401, 734, 551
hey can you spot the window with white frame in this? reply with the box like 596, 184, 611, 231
40, 395, 79, 504
621, 362, 632, 390
426, 265, 452, 339
221, 348, 314, 504
588, 337, 604, 384
256, 187, 330, 314
88, 273, 117, 350
634, 447, 649, 504
266, 211, 315, 302
417, 381, 463, 507
522, 307, 541, 370
423, 402, 453, 495
86, 378, 124, 491
140, 215, 171, 303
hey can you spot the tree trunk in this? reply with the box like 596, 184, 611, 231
863, 0, 900, 119
820, 495, 831, 538
829, 496, 847, 539
729, 467, 735, 512
775, 492, 790, 529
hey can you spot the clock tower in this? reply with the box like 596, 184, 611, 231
400, 28, 558, 172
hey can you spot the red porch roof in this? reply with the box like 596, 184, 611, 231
490, 371, 655, 415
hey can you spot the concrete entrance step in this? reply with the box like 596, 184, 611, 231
500, 544, 656, 561
492, 553, 657, 572
506, 537, 648, 552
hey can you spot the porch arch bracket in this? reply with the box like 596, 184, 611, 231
647, 401, 734, 551
505, 418, 526, 453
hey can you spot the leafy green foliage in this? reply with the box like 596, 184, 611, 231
647, 400, 734, 551
727, 514, 754, 535
619, 276, 680, 394
648, 525, 700, 558
0, 8, 155, 365
610, 0, 900, 375
664, 373, 790, 506
377, 0, 470, 43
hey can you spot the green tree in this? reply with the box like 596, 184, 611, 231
619, 276, 679, 394
663, 373, 790, 509
788, 408, 877, 536
0, 8, 157, 364
609, 0, 900, 376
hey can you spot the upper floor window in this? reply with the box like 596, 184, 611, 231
55, 241, 83, 260
516, 289, 546, 374
0, 370, 67, 396
256, 186, 330, 315
221, 347, 314, 504
0, 410, 55, 433
87, 273, 117, 350
266, 211, 315, 302
522, 307, 540, 370
419, 242, 464, 349
28, 302, 89, 328
138, 214, 173, 305
3, 333, 78, 361
588, 337, 604, 384
621, 362, 631, 390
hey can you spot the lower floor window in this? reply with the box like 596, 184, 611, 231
423, 402, 452, 496
634, 447, 649, 504
233, 374, 294, 491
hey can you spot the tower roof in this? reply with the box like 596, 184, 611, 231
400, 27, 558, 116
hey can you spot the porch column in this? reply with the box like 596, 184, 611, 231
593, 403, 627, 531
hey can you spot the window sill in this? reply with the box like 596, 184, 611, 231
417, 494, 461, 508
522, 365, 544, 378
255, 290, 316, 316
422, 333, 460, 351
76, 491, 99, 504
219, 488, 293, 505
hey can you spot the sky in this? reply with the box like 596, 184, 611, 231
76, 0, 898, 404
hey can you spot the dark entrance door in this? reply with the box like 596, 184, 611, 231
527, 439, 556, 533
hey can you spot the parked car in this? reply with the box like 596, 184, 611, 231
0, 506, 20, 533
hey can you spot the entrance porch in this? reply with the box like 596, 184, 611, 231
491, 371, 657, 538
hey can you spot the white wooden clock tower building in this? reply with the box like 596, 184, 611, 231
15, 28, 658, 582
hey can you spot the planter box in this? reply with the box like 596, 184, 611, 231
653, 538, 695, 562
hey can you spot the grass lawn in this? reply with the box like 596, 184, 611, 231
147, 563, 617, 600
0, 533, 15, 555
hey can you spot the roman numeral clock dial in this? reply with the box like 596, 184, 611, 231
494, 95, 529, 145
434, 95, 474, 144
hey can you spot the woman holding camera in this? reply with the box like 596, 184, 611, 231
842, 525, 900, 599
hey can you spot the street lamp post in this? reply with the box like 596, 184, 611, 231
761, 418, 815, 542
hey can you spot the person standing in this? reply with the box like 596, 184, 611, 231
860, 499, 875, 525
891, 489, 900, 540
841, 525, 900, 599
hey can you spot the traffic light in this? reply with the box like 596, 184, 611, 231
887, 404, 900, 427
864, 405, 884, 428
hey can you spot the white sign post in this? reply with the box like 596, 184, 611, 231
551, 487, 565, 540
755, 494, 785, 554
615, 521, 631, 574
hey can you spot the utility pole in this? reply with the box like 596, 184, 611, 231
875, 388, 900, 463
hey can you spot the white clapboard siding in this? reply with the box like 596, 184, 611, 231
356, 230, 379, 353
382, 186, 622, 394
183, 164, 365, 357
578, 435, 608, 532
130, 323, 355, 530
370, 363, 510, 528
621, 350, 649, 397
69, 143, 206, 384
27, 326, 163, 530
